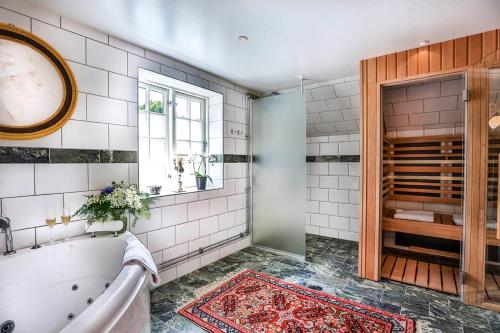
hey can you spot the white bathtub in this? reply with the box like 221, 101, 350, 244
0, 232, 151, 333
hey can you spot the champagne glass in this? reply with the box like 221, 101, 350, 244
61, 210, 71, 242
45, 216, 57, 244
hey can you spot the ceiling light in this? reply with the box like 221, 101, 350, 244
238, 35, 248, 43
418, 40, 430, 46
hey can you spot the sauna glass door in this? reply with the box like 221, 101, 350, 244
484, 67, 500, 306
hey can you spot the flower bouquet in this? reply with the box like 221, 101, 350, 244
74, 182, 153, 234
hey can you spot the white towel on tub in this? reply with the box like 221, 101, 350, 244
394, 209, 434, 223
452, 214, 497, 230
122, 232, 161, 287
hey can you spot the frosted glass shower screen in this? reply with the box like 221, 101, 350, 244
252, 92, 306, 256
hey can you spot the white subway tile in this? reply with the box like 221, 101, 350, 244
338, 176, 359, 190
145, 50, 174, 67
86, 39, 127, 74
319, 228, 338, 238
310, 213, 328, 227
319, 176, 338, 189
0, 164, 34, 198
130, 207, 162, 234
176, 220, 199, 244
423, 96, 458, 112
109, 125, 137, 151
406, 82, 440, 100
339, 141, 359, 155
310, 162, 329, 175
306, 143, 319, 155
338, 230, 358, 242
333, 81, 359, 97
128, 102, 138, 126
227, 194, 244, 211
161, 65, 187, 82
62, 120, 108, 149
210, 197, 227, 216
328, 163, 348, 175
162, 204, 188, 227
306, 200, 319, 213
61, 17, 108, 43
0, 7, 30, 30
409, 112, 439, 126
329, 216, 350, 230
1, 0, 59, 25
175, 192, 199, 204
310, 188, 329, 201
72, 93, 87, 120
148, 227, 175, 253
393, 100, 423, 115
189, 236, 210, 252
349, 190, 360, 204
109, 73, 137, 102
200, 216, 219, 236
0, 130, 62, 149
87, 95, 128, 125
88, 164, 129, 190
218, 211, 236, 229
2, 194, 63, 230
109, 36, 145, 56
325, 97, 351, 110
188, 200, 210, 221
319, 202, 338, 215
69, 62, 108, 96
306, 175, 319, 188
329, 189, 349, 203
338, 203, 359, 218
177, 258, 201, 277
162, 243, 188, 261
32, 20, 85, 63
35, 164, 88, 194
128, 53, 161, 78
310, 86, 335, 100
201, 250, 220, 266
319, 142, 338, 155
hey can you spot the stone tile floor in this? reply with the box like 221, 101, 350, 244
150, 235, 500, 332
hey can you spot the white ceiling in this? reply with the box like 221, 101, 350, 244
29, 0, 500, 92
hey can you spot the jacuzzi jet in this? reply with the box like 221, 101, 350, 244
1, 320, 15, 333
71, 284, 78, 291
67, 313, 75, 320
87, 297, 93, 305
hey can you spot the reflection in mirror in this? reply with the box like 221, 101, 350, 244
138, 69, 223, 196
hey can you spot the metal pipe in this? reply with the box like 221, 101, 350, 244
156, 94, 255, 272
157, 232, 249, 270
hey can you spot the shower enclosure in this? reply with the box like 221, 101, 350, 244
251, 92, 306, 257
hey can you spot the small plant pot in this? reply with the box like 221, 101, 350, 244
196, 176, 207, 190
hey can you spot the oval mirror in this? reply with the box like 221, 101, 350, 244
0, 23, 77, 140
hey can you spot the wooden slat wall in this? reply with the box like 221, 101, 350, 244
359, 28, 500, 308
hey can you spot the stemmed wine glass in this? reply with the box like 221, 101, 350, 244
45, 211, 57, 245
61, 207, 71, 242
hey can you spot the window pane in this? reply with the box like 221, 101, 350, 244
139, 87, 147, 112
176, 141, 190, 155
191, 142, 203, 154
149, 90, 165, 114
138, 113, 149, 137
176, 119, 190, 140
150, 114, 166, 138
191, 101, 201, 120
175, 97, 188, 118
150, 139, 166, 162
191, 121, 202, 141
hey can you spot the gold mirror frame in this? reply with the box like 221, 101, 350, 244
0, 23, 77, 140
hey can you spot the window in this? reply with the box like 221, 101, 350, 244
174, 93, 206, 155
138, 78, 214, 193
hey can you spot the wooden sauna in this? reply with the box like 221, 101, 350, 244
359, 28, 500, 310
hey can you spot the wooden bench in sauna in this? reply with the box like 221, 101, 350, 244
382, 134, 500, 247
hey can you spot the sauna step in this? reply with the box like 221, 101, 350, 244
485, 273, 500, 302
381, 254, 459, 295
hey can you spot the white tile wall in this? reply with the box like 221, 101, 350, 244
306, 76, 360, 136
383, 76, 465, 136
0, 1, 251, 285
306, 133, 360, 242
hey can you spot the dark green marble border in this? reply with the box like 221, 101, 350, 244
0, 147, 251, 164
0, 147, 137, 163
306, 155, 360, 162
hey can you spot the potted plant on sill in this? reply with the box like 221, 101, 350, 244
188, 150, 217, 191
74, 182, 153, 234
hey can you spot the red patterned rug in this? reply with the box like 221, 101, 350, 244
178, 269, 415, 333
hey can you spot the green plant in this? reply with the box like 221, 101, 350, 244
149, 100, 163, 113
188, 148, 217, 183
74, 182, 153, 226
